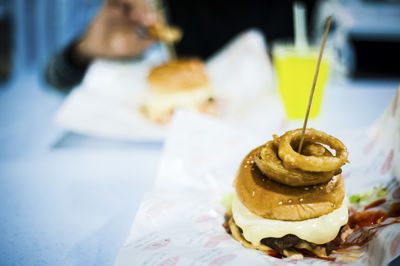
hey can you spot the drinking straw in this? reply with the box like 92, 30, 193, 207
293, 2, 308, 51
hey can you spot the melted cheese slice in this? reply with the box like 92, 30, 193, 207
232, 193, 348, 245
143, 85, 212, 117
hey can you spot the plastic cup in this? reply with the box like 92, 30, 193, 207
273, 44, 331, 119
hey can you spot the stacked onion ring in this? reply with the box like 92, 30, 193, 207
255, 128, 348, 187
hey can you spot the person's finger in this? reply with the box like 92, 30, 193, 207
104, 0, 161, 28
112, 29, 155, 52
106, 37, 154, 60
105, 0, 127, 9
126, 0, 160, 25
141, 11, 162, 26
133, 22, 159, 41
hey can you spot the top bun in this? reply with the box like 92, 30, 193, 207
148, 59, 209, 93
235, 147, 345, 221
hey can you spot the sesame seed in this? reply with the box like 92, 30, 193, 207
288, 199, 292, 203
278, 201, 283, 205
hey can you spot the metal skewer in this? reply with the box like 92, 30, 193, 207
298, 16, 331, 154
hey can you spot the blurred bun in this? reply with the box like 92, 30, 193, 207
148, 59, 209, 92
235, 147, 345, 221
141, 59, 215, 123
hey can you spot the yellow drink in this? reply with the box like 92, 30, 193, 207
273, 47, 330, 119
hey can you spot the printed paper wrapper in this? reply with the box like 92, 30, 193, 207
54, 30, 281, 141
114, 89, 400, 266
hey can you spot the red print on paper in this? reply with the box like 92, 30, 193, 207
196, 214, 217, 223
157, 256, 180, 266
364, 132, 380, 154
390, 233, 400, 257
204, 235, 230, 248
380, 149, 394, 175
209, 254, 236, 266
143, 238, 171, 250
273, 261, 288, 266
392, 90, 399, 117
146, 201, 175, 219
204, 238, 220, 248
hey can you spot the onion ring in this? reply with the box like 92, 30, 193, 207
302, 143, 329, 156
278, 128, 348, 172
255, 141, 338, 186
273, 136, 329, 157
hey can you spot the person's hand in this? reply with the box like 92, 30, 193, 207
73, 0, 161, 64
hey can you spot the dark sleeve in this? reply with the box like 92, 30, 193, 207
45, 41, 90, 92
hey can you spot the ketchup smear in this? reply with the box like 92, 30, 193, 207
265, 250, 284, 259
349, 201, 400, 228
334, 200, 400, 250
296, 199, 400, 260
364, 198, 386, 210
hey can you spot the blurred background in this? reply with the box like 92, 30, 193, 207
0, 0, 400, 265
1, 0, 400, 86
0, 0, 102, 84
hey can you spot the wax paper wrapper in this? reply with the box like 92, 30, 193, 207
54, 30, 281, 141
114, 88, 400, 266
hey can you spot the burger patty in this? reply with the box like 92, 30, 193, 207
260, 234, 339, 255
261, 234, 305, 252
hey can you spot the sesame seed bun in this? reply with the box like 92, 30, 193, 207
234, 147, 345, 221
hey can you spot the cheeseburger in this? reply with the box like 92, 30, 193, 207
226, 128, 349, 259
141, 59, 215, 123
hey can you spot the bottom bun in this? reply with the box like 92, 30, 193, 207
141, 85, 215, 123
225, 212, 333, 259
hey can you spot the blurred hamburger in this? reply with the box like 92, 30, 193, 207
141, 59, 215, 123
226, 130, 349, 259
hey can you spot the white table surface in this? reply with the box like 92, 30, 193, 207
0, 73, 398, 266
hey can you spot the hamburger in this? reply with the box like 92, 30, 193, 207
226, 129, 349, 259
141, 59, 215, 123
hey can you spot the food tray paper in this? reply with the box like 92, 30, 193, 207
114, 89, 400, 266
